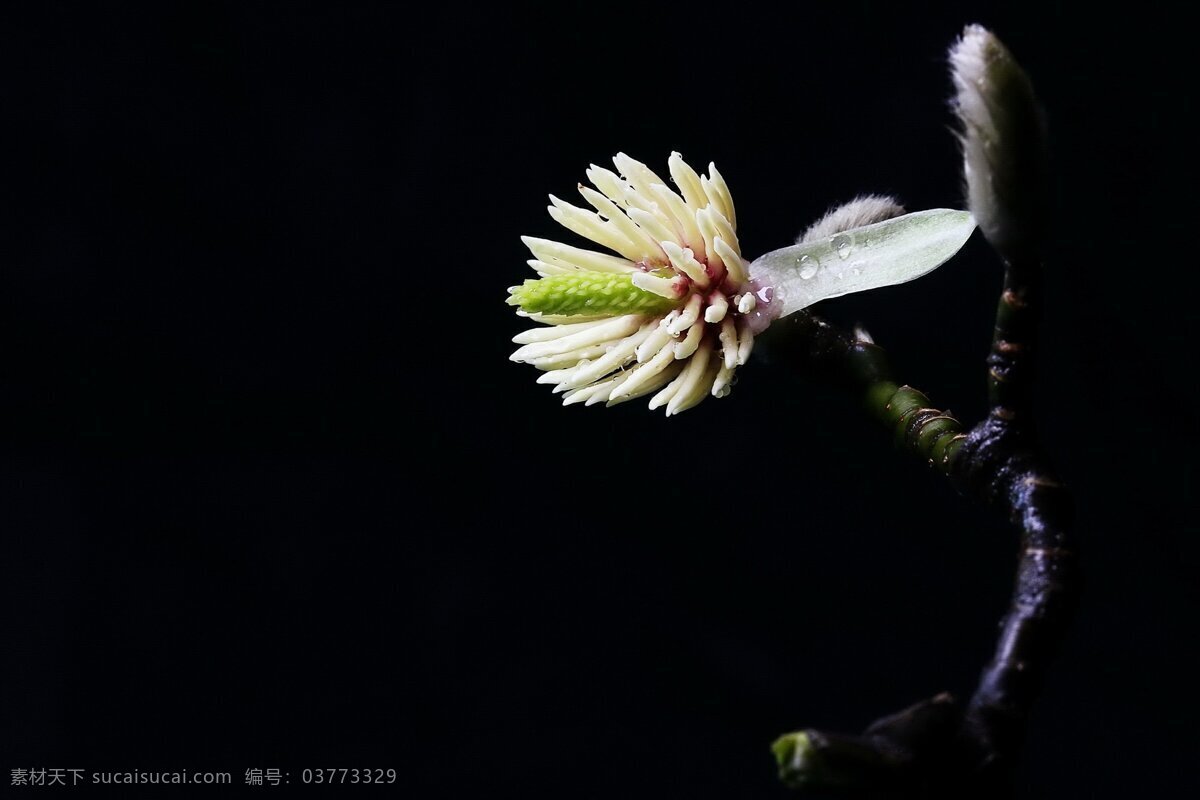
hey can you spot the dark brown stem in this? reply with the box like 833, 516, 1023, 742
954, 255, 1078, 785
773, 257, 1077, 795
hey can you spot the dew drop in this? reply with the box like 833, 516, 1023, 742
832, 233, 852, 260
850, 267, 862, 277
797, 254, 819, 280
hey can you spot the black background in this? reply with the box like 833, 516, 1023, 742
3, 2, 1197, 797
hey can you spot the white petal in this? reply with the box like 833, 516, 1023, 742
564, 371, 640, 406
513, 317, 614, 344
701, 173, 734, 227
649, 353, 700, 410
713, 237, 748, 286
711, 362, 735, 397
613, 152, 668, 193
548, 196, 644, 261
606, 361, 685, 407
536, 367, 574, 386
518, 311, 609, 324
585, 165, 630, 206
524, 343, 613, 370
626, 208, 677, 247
673, 319, 705, 359
718, 316, 739, 369
563, 371, 633, 406
666, 293, 703, 335
630, 271, 682, 299
647, 378, 682, 410
706, 163, 736, 229
695, 208, 725, 272
522, 236, 637, 273
608, 344, 677, 401
736, 319, 755, 365
527, 259, 572, 276
511, 314, 643, 361
577, 186, 663, 261
561, 383, 604, 406
620, 185, 659, 216
648, 183, 704, 252
624, 189, 677, 231
668, 152, 707, 210
706, 204, 740, 254
560, 324, 656, 389
636, 324, 674, 363
662, 242, 710, 288
704, 292, 728, 323
670, 356, 721, 414
666, 338, 716, 416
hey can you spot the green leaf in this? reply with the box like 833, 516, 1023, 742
749, 209, 976, 319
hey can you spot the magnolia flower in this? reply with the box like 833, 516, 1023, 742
507, 153, 762, 415
507, 154, 978, 416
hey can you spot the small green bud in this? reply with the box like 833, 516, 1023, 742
507, 270, 681, 317
772, 730, 892, 790
773, 732, 821, 789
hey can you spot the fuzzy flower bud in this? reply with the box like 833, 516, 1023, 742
950, 25, 1048, 260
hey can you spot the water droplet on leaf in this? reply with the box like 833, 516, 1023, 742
832, 233, 852, 260
798, 255, 818, 280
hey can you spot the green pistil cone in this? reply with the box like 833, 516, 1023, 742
507, 270, 681, 317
